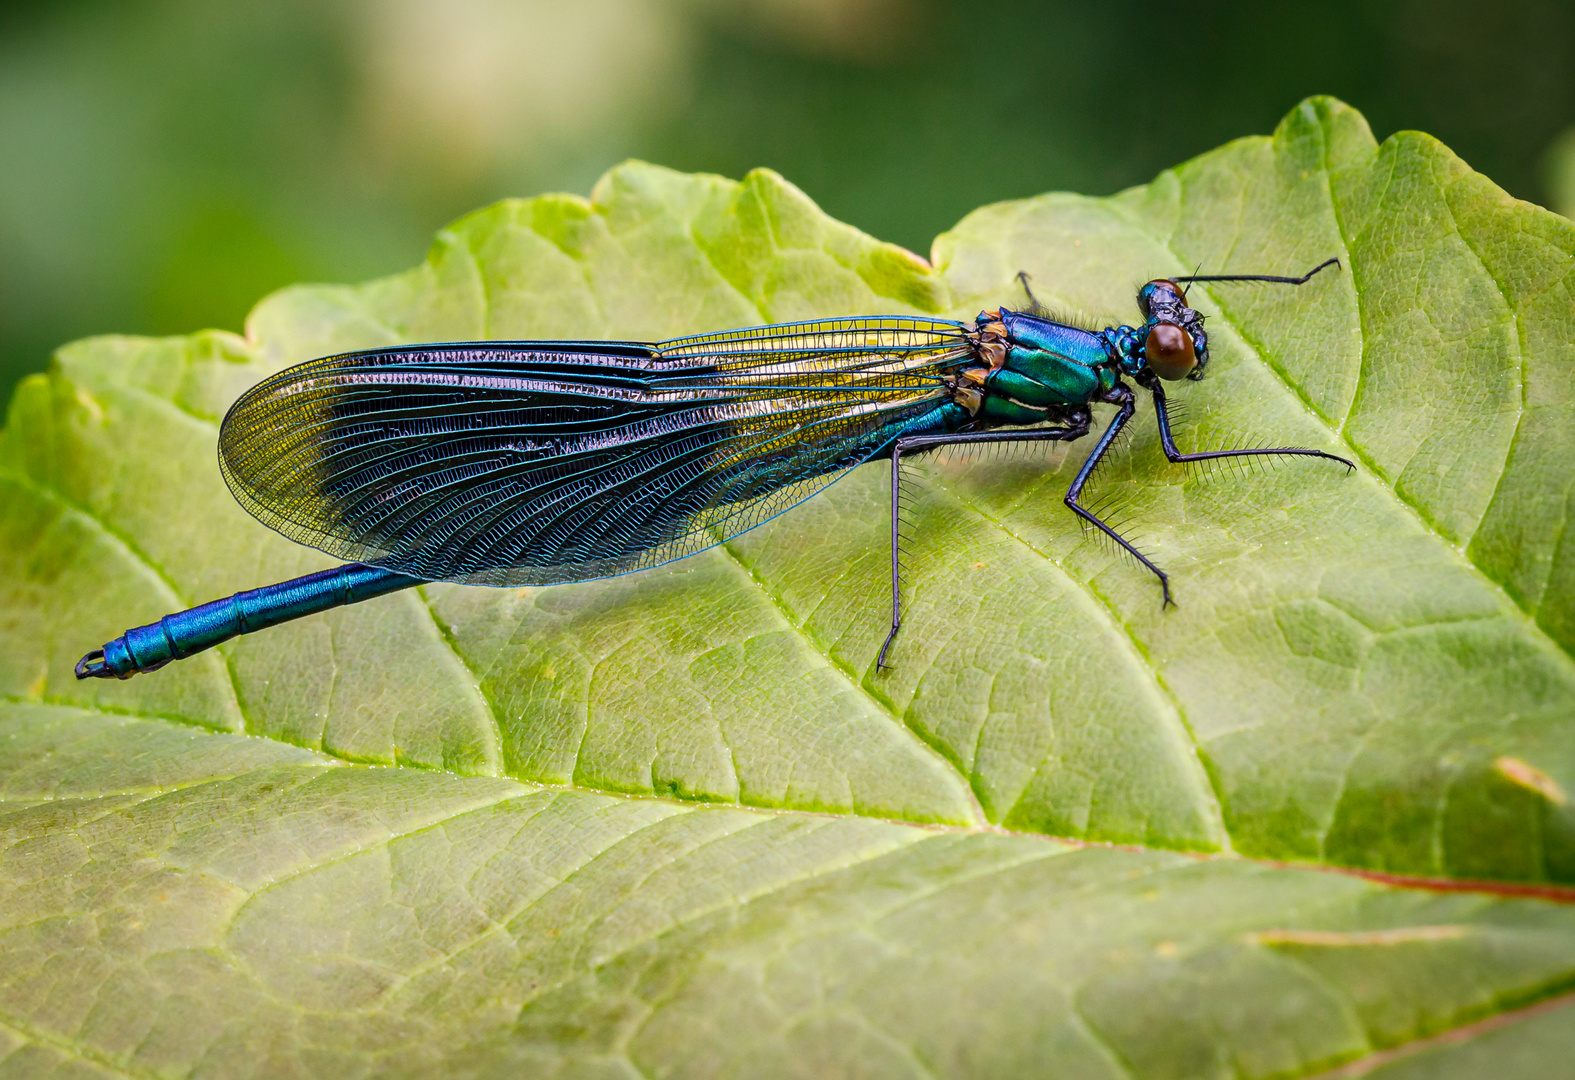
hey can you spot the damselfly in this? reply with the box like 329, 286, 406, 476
77, 259, 1352, 680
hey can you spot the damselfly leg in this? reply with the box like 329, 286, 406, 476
1063, 386, 1176, 606
1147, 381, 1355, 473
880, 417, 1091, 668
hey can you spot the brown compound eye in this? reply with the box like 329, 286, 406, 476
1145, 279, 1185, 302
1145, 321, 1197, 381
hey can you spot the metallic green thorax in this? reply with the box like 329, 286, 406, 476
952, 309, 1119, 426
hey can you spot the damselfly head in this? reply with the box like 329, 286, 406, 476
1136, 279, 1209, 381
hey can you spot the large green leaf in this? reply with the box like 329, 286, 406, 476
2, 97, 1573, 1076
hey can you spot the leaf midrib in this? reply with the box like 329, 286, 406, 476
10, 699, 1575, 910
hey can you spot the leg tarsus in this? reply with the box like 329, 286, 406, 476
1148, 381, 1356, 472
1064, 491, 1175, 607
877, 624, 901, 670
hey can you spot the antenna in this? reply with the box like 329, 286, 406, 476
1176, 257, 1340, 286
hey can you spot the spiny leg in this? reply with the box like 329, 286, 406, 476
1176, 257, 1341, 287
1063, 386, 1176, 606
878, 417, 1089, 669
1148, 380, 1355, 472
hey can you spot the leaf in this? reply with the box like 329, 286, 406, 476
2, 97, 1573, 1076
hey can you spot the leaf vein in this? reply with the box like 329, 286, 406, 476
414, 586, 507, 777
0, 470, 246, 726
918, 473, 1228, 844
715, 538, 986, 826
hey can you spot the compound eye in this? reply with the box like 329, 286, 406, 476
1145, 321, 1197, 381
1139, 279, 1185, 315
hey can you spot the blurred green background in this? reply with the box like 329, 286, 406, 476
3, 0, 1575, 403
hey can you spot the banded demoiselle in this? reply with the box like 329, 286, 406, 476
76, 259, 1352, 680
